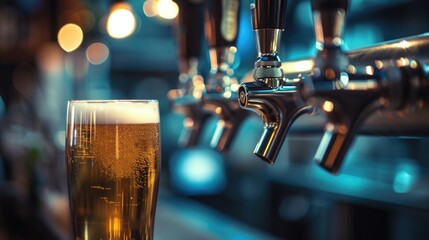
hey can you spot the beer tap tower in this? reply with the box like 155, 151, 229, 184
202, 0, 251, 153
169, 0, 210, 148
238, 0, 429, 173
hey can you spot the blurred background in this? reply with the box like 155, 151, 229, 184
0, 0, 429, 239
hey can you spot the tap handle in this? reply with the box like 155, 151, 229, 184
251, 0, 287, 30
251, 0, 287, 83
205, 0, 240, 48
311, 0, 349, 11
311, 0, 349, 48
175, 0, 205, 72
238, 83, 312, 163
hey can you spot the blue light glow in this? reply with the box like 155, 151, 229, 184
393, 170, 414, 193
344, 24, 383, 50
295, 1, 313, 29
393, 161, 418, 193
0, 96, 5, 118
169, 149, 227, 195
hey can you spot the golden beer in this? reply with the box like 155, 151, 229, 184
66, 100, 161, 240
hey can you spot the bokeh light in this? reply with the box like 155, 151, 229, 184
86, 42, 110, 65
143, 0, 158, 17
57, 23, 84, 52
169, 149, 227, 195
142, 0, 178, 20
157, 0, 179, 20
393, 161, 419, 194
107, 2, 136, 39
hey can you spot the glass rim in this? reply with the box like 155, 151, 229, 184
68, 99, 158, 104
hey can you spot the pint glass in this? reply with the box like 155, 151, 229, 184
65, 100, 161, 240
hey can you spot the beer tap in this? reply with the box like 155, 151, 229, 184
238, 0, 313, 164
201, 0, 250, 152
169, 0, 210, 148
300, 0, 429, 173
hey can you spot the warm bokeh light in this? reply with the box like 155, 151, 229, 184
57, 23, 84, 52
322, 100, 334, 113
142, 0, 179, 20
107, 2, 136, 39
143, 0, 158, 17
282, 59, 314, 73
86, 42, 110, 65
157, 0, 179, 20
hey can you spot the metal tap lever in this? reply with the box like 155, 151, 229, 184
203, 93, 249, 152
301, 0, 418, 173
303, 59, 427, 173
238, 82, 312, 163
238, 0, 313, 164
302, 0, 359, 173
169, 0, 210, 148
202, 0, 249, 152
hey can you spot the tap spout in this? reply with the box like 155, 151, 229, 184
238, 0, 298, 163
303, 75, 384, 173
204, 92, 249, 152
304, 59, 427, 173
238, 81, 311, 163
173, 96, 211, 148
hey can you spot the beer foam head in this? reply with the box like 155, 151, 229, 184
69, 100, 160, 124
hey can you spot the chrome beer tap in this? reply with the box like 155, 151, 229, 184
238, 0, 313, 164
201, 0, 250, 152
300, 0, 429, 173
169, 0, 210, 148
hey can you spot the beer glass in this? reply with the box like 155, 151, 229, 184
65, 100, 161, 240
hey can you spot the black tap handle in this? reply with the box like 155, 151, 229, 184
205, 0, 240, 48
251, 0, 287, 30
311, 0, 349, 11
175, 0, 205, 61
